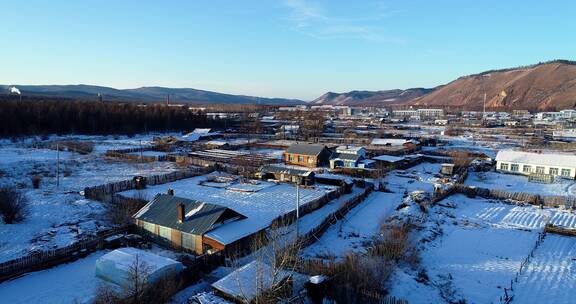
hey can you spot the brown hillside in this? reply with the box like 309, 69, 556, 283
409, 62, 576, 111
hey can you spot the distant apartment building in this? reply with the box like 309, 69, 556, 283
393, 108, 443, 120
417, 108, 444, 119
495, 150, 576, 179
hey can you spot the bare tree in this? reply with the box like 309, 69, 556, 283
0, 187, 28, 224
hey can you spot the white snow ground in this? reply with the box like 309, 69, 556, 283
466, 170, 576, 197
0, 137, 180, 263
0, 250, 109, 304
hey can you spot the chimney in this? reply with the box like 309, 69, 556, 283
177, 203, 185, 223
167, 188, 174, 196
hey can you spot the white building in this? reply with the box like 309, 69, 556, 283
495, 150, 576, 179
417, 108, 444, 119
553, 129, 576, 142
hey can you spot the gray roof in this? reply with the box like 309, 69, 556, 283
330, 152, 363, 162
261, 165, 314, 177
285, 144, 327, 156
134, 194, 246, 235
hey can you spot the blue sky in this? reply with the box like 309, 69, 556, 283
1, 1, 574, 100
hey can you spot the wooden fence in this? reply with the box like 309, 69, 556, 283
544, 224, 576, 237
0, 226, 129, 283
297, 186, 373, 248
84, 167, 210, 201
452, 184, 576, 209
105, 147, 170, 162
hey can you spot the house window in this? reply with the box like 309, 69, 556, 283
182, 233, 195, 250
536, 166, 545, 174
308, 156, 314, 164
523, 165, 531, 173
159, 226, 172, 241
549, 167, 559, 175
298, 155, 304, 162
288, 154, 294, 162
510, 164, 519, 172
143, 222, 155, 234
500, 163, 509, 171
561, 169, 571, 177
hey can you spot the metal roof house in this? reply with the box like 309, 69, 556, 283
134, 193, 246, 255
329, 145, 367, 169
258, 164, 315, 185
284, 144, 331, 168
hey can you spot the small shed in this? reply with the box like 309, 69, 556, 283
95, 247, 183, 287
440, 163, 455, 175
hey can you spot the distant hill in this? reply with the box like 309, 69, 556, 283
409, 60, 576, 110
0, 84, 304, 105
312, 88, 434, 105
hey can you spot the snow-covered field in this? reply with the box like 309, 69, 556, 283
390, 194, 576, 303
384, 162, 444, 194
0, 250, 109, 304
513, 234, 576, 304
0, 137, 180, 263
466, 170, 576, 197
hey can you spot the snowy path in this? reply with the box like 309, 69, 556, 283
302, 191, 403, 258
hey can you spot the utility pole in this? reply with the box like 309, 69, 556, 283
296, 181, 300, 238
56, 142, 60, 188
139, 140, 143, 162
482, 92, 487, 125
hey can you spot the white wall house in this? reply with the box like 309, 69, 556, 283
495, 150, 576, 179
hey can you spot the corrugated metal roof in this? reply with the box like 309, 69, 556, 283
285, 144, 327, 156
261, 165, 313, 177
134, 194, 246, 235
330, 152, 362, 161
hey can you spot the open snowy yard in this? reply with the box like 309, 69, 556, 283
0, 138, 180, 263
384, 162, 443, 194
465, 170, 576, 197
513, 234, 576, 304
390, 194, 576, 303
0, 250, 109, 304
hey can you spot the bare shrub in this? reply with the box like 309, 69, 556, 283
0, 187, 28, 224
369, 222, 419, 266
58, 141, 95, 154
447, 150, 474, 172
31, 175, 42, 189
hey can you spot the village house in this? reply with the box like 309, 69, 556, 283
495, 150, 576, 180
258, 164, 315, 185
368, 138, 420, 155
329, 145, 366, 169
284, 143, 331, 168
134, 192, 247, 255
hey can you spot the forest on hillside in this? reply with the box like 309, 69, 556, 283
0, 96, 230, 137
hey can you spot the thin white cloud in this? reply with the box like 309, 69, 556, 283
282, 0, 397, 42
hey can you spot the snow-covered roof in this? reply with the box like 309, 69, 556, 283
371, 138, 419, 146
373, 155, 405, 163
212, 261, 291, 303
495, 150, 576, 168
